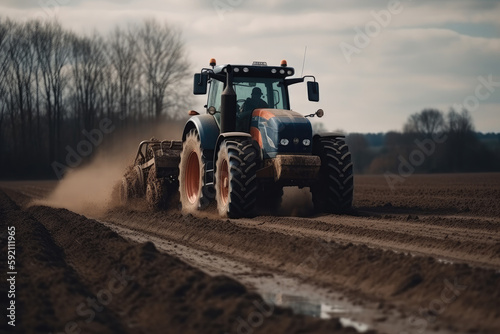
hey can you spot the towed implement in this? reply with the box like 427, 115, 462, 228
120, 59, 354, 218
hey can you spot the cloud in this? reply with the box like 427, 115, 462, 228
0, 0, 498, 132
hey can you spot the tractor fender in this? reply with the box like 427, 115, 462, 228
313, 132, 346, 154
182, 114, 220, 155
213, 132, 261, 174
313, 132, 345, 141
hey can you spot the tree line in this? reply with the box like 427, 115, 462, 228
347, 108, 500, 174
0, 17, 190, 179
1, 16, 498, 179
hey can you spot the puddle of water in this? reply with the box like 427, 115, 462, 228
339, 317, 370, 333
261, 292, 370, 332
437, 258, 454, 265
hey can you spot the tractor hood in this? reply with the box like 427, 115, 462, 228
250, 109, 313, 159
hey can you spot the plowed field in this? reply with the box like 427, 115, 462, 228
1, 173, 499, 333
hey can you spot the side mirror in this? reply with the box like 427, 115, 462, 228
307, 81, 319, 102
193, 73, 208, 95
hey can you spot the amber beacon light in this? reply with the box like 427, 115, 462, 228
280, 59, 287, 67
209, 58, 217, 67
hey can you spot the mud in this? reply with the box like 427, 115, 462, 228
1, 173, 500, 333
0, 190, 356, 334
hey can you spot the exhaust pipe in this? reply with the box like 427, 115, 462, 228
220, 65, 236, 133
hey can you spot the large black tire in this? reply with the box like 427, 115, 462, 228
311, 137, 354, 213
179, 130, 211, 212
215, 139, 259, 218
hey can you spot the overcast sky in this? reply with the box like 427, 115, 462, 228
2, 0, 499, 133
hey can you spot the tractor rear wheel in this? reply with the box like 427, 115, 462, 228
311, 137, 354, 213
216, 139, 258, 218
179, 130, 210, 212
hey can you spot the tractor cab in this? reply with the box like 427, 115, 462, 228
207, 75, 290, 132
194, 59, 320, 133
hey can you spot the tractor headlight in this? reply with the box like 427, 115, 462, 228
280, 138, 289, 146
302, 139, 311, 146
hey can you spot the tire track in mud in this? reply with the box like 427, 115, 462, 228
0, 190, 355, 334
102, 208, 500, 333
2, 174, 500, 333
232, 214, 500, 269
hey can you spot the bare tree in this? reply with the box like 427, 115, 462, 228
444, 108, 476, 171
447, 108, 474, 134
138, 19, 190, 120
4, 21, 24, 153
0, 18, 13, 139
0, 18, 12, 97
33, 20, 70, 163
6, 21, 40, 153
0, 16, 193, 178
108, 26, 138, 122
70, 32, 106, 133
404, 108, 445, 136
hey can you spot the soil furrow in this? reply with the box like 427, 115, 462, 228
6, 197, 353, 333
102, 208, 500, 333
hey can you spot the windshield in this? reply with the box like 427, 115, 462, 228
233, 77, 288, 110
207, 77, 289, 114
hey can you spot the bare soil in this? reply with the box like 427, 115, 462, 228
1, 173, 500, 333
0, 190, 352, 334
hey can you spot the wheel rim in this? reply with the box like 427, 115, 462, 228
219, 159, 229, 206
186, 151, 200, 204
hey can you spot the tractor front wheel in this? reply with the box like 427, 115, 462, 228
311, 137, 354, 213
215, 139, 258, 218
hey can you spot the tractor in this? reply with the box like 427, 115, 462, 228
120, 59, 353, 218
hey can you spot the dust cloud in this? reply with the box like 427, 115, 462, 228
32, 153, 127, 217
33, 119, 185, 218
33, 117, 317, 219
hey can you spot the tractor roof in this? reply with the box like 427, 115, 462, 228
211, 62, 295, 79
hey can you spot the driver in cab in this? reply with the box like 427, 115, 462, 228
237, 87, 268, 131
